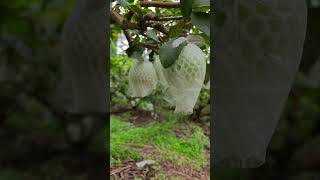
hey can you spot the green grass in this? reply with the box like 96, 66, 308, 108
110, 115, 209, 170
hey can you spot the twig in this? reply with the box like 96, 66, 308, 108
159, 16, 183, 21
111, 3, 178, 53
144, 14, 183, 21
110, 10, 138, 29
136, 43, 159, 53
140, 1, 180, 8
111, 166, 132, 175
143, 14, 160, 21
124, 30, 133, 45
152, 22, 169, 34
125, 10, 135, 21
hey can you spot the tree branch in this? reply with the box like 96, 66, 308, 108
136, 43, 159, 53
152, 22, 169, 34
159, 16, 183, 21
110, 10, 138, 29
140, 1, 180, 8
111, 5, 178, 53
124, 30, 132, 45
144, 14, 183, 21
125, 10, 135, 21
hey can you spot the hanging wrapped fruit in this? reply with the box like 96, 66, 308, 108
157, 37, 207, 114
128, 58, 158, 98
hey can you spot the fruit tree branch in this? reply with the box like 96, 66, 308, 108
140, 1, 180, 8
159, 16, 183, 21
111, 2, 184, 53
136, 43, 159, 53
110, 10, 138, 29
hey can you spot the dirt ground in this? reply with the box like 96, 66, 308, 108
110, 110, 210, 180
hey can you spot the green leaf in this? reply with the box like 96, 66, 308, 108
186, 35, 206, 47
142, 8, 153, 14
128, 4, 143, 16
126, 45, 144, 61
192, 0, 210, 8
169, 21, 185, 38
117, 0, 130, 6
199, 33, 210, 45
159, 38, 187, 68
191, 12, 210, 36
192, 6, 210, 13
110, 39, 118, 57
117, 0, 143, 16
146, 29, 160, 42
180, 0, 194, 20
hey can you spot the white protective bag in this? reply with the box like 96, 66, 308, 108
53, 0, 108, 113
128, 58, 157, 98
159, 42, 207, 114
213, 0, 307, 167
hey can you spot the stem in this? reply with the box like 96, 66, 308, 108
136, 43, 159, 53
124, 30, 132, 45
144, 14, 183, 21
152, 22, 169, 34
125, 10, 135, 21
110, 10, 138, 29
140, 1, 180, 8
159, 16, 183, 21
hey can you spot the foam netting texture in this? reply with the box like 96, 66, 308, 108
159, 43, 206, 114
129, 58, 157, 98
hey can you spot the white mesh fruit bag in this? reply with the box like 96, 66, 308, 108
128, 58, 157, 97
154, 56, 176, 105
162, 43, 207, 114
213, 0, 307, 167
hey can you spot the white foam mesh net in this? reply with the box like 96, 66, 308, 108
213, 0, 307, 167
128, 58, 157, 97
53, 1, 107, 113
161, 43, 207, 114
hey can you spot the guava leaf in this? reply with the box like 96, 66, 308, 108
192, 0, 210, 8
117, 0, 143, 16
169, 21, 185, 38
126, 45, 144, 61
128, 4, 143, 16
191, 12, 210, 36
180, 0, 194, 20
146, 29, 160, 42
186, 35, 206, 47
159, 38, 187, 68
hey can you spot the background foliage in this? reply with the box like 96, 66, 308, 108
1, 0, 106, 179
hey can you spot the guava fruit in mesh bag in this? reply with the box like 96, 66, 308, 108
128, 58, 157, 97
153, 56, 176, 105
213, 0, 307, 167
162, 43, 207, 114
154, 56, 170, 88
